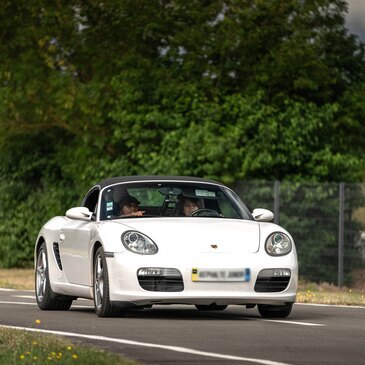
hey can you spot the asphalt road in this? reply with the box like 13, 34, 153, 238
1, 288, 364, 365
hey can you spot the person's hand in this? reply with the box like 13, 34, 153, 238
129, 211, 145, 216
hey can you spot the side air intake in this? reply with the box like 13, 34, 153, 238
53, 242, 63, 270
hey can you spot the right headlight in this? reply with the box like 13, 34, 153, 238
265, 232, 292, 256
121, 231, 158, 255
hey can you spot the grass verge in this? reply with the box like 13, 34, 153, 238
297, 280, 365, 306
0, 268, 35, 290
0, 327, 138, 365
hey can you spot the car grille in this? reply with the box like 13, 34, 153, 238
53, 242, 63, 270
254, 276, 290, 292
137, 274, 184, 292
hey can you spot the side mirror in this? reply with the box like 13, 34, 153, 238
252, 208, 274, 222
66, 207, 93, 221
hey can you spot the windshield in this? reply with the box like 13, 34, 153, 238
99, 182, 253, 221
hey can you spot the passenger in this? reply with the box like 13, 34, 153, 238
182, 197, 200, 216
119, 195, 145, 217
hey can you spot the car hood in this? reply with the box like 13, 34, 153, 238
116, 218, 260, 253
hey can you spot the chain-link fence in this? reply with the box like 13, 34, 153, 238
232, 181, 365, 288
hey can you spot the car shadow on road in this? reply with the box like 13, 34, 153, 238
70, 305, 261, 321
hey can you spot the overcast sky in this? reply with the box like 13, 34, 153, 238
346, 0, 365, 42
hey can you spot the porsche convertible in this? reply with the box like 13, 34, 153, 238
35, 176, 298, 318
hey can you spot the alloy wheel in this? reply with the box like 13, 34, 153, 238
94, 253, 104, 309
36, 249, 47, 302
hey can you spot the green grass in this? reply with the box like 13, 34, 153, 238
0, 327, 138, 365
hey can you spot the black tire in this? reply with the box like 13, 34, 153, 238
93, 246, 125, 317
35, 243, 73, 310
257, 303, 293, 318
195, 304, 228, 311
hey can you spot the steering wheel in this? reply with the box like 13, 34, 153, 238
190, 209, 221, 217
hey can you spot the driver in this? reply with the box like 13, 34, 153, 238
182, 197, 200, 216
119, 195, 145, 217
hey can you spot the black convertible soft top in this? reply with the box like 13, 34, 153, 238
96, 175, 223, 189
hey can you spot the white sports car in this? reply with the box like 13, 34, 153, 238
35, 176, 298, 318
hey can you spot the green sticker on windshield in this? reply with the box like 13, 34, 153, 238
195, 189, 216, 197
106, 201, 114, 211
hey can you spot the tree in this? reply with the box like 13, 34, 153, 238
0, 0, 364, 267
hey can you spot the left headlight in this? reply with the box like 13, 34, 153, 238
265, 232, 292, 256
121, 231, 158, 255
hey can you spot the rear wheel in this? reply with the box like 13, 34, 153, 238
35, 243, 73, 310
93, 246, 125, 317
195, 304, 228, 311
257, 303, 293, 318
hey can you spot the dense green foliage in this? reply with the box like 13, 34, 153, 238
0, 0, 364, 268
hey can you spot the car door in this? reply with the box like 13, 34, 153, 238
59, 188, 100, 286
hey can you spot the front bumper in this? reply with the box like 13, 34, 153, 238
107, 251, 298, 307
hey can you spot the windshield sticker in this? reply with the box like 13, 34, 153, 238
106, 201, 114, 211
195, 189, 216, 198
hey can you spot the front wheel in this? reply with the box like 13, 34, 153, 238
257, 303, 293, 318
35, 243, 73, 310
93, 247, 125, 317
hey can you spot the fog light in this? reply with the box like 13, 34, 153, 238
138, 268, 162, 276
273, 269, 291, 277
137, 268, 181, 277
258, 268, 291, 278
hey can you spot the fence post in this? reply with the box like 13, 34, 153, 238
338, 182, 345, 287
274, 180, 280, 225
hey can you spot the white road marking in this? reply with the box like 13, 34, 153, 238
259, 319, 325, 327
244, 317, 325, 327
0, 288, 33, 292
0, 301, 36, 306
1, 325, 293, 365
14, 295, 35, 299
71, 306, 94, 309
295, 303, 365, 309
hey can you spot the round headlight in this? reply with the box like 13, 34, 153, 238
121, 231, 158, 255
265, 232, 292, 256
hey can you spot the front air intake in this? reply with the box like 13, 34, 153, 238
137, 268, 184, 292
254, 268, 291, 292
